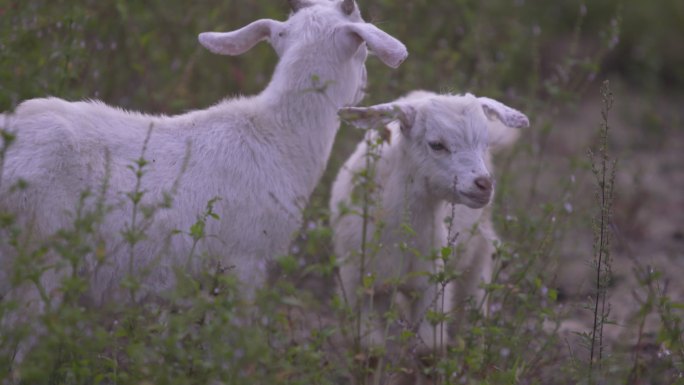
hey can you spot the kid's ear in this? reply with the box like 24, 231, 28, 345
476, 97, 528, 151
335, 23, 408, 68
338, 103, 416, 133
477, 97, 530, 129
486, 120, 521, 151
199, 19, 283, 56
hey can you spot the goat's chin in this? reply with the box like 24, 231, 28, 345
451, 192, 491, 209
463, 199, 489, 209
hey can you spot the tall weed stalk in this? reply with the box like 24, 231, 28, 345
587, 80, 617, 382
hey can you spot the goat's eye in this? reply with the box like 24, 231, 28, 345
278, 31, 286, 37
428, 142, 448, 152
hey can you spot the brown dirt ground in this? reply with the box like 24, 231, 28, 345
528, 80, 684, 353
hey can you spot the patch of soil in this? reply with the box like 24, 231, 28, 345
539, 81, 684, 351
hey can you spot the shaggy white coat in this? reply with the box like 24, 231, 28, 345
0, 0, 407, 307
330, 91, 528, 352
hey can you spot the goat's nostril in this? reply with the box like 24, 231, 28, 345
474, 176, 493, 191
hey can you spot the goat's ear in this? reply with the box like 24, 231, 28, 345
336, 23, 408, 68
487, 120, 521, 151
339, 103, 416, 132
477, 97, 528, 151
478, 97, 530, 129
199, 19, 283, 56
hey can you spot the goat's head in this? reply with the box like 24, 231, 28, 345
339, 92, 529, 209
198, 1, 407, 105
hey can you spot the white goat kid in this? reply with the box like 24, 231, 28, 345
330, 91, 528, 352
0, 0, 407, 310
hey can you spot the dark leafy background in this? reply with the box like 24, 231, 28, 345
2, 0, 682, 110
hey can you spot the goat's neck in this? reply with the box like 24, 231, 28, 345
259, 56, 355, 195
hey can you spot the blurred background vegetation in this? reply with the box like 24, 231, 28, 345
1, 0, 683, 111
1, 0, 683, 383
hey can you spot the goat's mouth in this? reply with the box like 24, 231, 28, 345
458, 191, 491, 208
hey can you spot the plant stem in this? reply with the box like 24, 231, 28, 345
589, 80, 614, 382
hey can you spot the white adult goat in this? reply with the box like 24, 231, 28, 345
0, 0, 407, 307
330, 91, 528, 352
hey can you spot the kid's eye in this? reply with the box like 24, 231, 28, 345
428, 142, 448, 152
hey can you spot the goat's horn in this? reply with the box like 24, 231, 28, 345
341, 0, 355, 15
288, 0, 310, 12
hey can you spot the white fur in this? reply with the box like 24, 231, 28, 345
0, 0, 407, 309
330, 91, 527, 352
